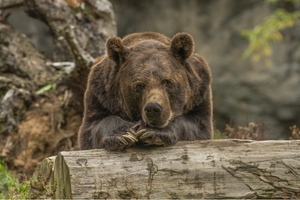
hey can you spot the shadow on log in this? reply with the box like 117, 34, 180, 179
34, 139, 300, 199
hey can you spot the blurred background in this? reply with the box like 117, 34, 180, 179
110, 0, 300, 140
0, 0, 300, 194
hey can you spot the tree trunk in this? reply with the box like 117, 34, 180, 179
34, 140, 300, 199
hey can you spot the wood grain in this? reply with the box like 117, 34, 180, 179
35, 140, 300, 199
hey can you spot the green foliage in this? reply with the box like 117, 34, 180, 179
0, 160, 56, 199
35, 83, 57, 95
69, 2, 91, 15
213, 129, 226, 139
0, 160, 30, 199
241, 0, 300, 66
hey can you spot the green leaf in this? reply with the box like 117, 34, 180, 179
241, 6, 300, 65
35, 84, 57, 95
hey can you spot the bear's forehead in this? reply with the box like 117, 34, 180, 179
120, 56, 186, 84
127, 53, 177, 73
128, 48, 177, 70
123, 61, 170, 77
120, 40, 187, 80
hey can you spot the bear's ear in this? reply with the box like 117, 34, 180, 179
106, 37, 127, 64
170, 33, 194, 61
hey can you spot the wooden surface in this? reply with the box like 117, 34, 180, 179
35, 140, 300, 199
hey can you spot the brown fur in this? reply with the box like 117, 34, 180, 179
78, 32, 213, 150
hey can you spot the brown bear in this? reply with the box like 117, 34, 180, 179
78, 32, 213, 151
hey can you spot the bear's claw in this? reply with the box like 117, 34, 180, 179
142, 137, 164, 146
131, 123, 140, 130
129, 128, 136, 134
140, 131, 155, 139
153, 137, 164, 145
134, 129, 147, 137
115, 134, 136, 150
139, 130, 166, 146
123, 133, 138, 142
115, 126, 166, 149
116, 136, 128, 145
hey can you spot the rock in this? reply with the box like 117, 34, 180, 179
0, 0, 23, 9
0, 24, 55, 86
3, 0, 117, 61
0, 0, 117, 176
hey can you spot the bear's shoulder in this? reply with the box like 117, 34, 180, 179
122, 32, 170, 47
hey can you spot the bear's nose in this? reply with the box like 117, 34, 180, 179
144, 103, 162, 118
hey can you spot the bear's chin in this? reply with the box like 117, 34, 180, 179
143, 116, 172, 129
147, 121, 168, 129
142, 111, 174, 129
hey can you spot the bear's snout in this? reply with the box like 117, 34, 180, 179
141, 88, 173, 128
144, 102, 162, 118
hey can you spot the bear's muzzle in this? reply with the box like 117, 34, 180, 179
144, 102, 163, 119
142, 88, 172, 128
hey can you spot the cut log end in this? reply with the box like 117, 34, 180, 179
34, 140, 300, 199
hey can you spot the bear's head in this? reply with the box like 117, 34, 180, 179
105, 33, 204, 128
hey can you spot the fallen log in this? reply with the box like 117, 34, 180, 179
34, 140, 300, 199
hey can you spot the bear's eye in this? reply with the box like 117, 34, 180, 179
134, 83, 145, 92
162, 79, 174, 88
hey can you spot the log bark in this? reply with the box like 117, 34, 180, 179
34, 140, 300, 199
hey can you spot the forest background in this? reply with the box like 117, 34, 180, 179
0, 0, 300, 198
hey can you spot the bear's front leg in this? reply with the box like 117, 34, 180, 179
137, 125, 179, 146
92, 116, 141, 151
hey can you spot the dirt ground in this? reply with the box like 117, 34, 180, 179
0, 85, 82, 179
